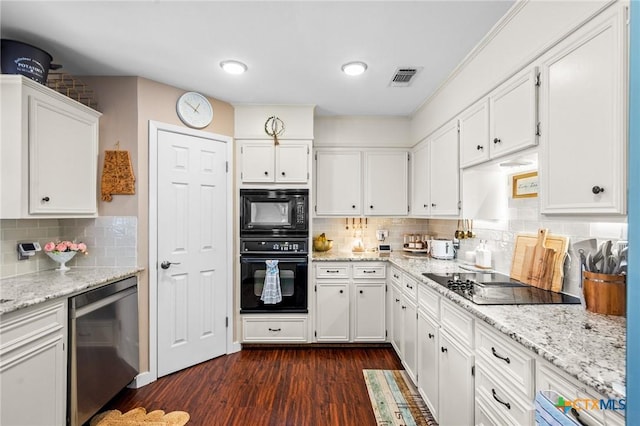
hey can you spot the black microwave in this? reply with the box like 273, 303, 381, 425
240, 189, 308, 237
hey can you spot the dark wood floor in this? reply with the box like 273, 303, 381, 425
102, 346, 403, 426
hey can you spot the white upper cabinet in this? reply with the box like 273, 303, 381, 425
239, 140, 311, 184
429, 119, 460, 217
459, 99, 490, 168
410, 141, 430, 217
458, 68, 538, 169
1, 75, 100, 218
539, 6, 627, 215
364, 150, 409, 216
314, 150, 362, 215
489, 67, 539, 159
235, 105, 314, 186
314, 149, 408, 216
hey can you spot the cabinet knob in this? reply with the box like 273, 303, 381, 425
352, 205, 356, 209
370, 205, 374, 209
423, 204, 427, 208
592, 186, 605, 194
339, 289, 344, 294
441, 346, 448, 353
359, 290, 364, 294
493, 138, 501, 144
395, 298, 400, 303
402, 305, 406, 310
428, 333, 434, 339
476, 145, 484, 151
431, 203, 436, 207
264, 171, 269, 176
281, 171, 286, 176
42, 196, 50, 202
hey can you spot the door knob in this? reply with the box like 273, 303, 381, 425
161, 261, 181, 270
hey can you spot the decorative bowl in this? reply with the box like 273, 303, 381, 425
313, 239, 334, 252
46, 251, 77, 271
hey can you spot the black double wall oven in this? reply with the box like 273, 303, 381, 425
239, 189, 309, 313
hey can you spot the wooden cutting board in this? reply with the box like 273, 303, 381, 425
510, 230, 569, 292
527, 229, 550, 288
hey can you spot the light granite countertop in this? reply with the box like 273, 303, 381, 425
0, 266, 144, 315
313, 251, 626, 401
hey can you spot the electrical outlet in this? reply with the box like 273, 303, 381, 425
376, 230, 389, 241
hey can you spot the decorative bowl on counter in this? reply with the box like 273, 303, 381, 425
313, 238, 334, 252
45, 251, 77, 271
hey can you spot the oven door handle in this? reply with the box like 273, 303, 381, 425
240, 257, 308, 263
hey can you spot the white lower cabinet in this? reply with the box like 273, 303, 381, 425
316, 282, 350, 342
242, 315, 309, 343
0, 300, 67, 426
314, 262, 386, 343
417, 309, 439, 420
536, 359, 625, 426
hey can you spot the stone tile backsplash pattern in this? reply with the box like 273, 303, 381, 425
0, 217, 137, 278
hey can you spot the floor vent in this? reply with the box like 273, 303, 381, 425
389, 67, 422, 87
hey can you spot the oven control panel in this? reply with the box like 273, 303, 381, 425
241, 239, 308, 253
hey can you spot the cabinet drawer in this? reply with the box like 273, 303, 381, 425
242, 317, 308, 342
536, 361, 607, 426
476, 361, 534, 426
440, 299, 473, 347
476, 322, 535, 398
315, 264, 349, 278
401, 274, 418, 301
353, 264, 386, 279
389, 267, 402, 285
418, 285, 439, 320
0, 301, 66, 352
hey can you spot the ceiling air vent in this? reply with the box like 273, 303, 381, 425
389, 67, 422, 87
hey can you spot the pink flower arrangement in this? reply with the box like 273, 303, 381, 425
43, 240, 88, 254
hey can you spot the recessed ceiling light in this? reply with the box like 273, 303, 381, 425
341, 61, 368, 76
220, 60, 247, 75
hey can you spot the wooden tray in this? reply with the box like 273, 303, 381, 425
510, 232, 569, 292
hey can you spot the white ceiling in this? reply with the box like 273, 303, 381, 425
0, 1, 514, 116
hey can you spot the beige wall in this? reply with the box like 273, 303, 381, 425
82, 75, 234, 373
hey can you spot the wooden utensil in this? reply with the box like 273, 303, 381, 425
527, 229, 549, 287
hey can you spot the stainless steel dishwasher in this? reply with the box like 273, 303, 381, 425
68, 276, 139, 426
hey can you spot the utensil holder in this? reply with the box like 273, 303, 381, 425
582, 271, 626, 316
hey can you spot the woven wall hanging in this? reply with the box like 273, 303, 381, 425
101, 142, 136, 201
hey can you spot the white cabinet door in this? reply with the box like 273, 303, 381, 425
391, 285, 404, 356
539, 7, 626, 214
438, 331, 475, 426
0, 301, 67, 426
240, 141, 275, 182
364, 150, 409, 216
417, 310, 439, 421
410, 141, 430, 217
29, 94, 99, 214
275, 142, 309, 183
489, 67, 538, 159
353, 283, 386, 342
429, 120, 460, 216
315, 282, 350, 342
459, 99, 490, 168
315, 150, 362, 215
403, 297, 418, 384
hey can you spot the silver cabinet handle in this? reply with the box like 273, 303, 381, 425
161, 261, 181, 270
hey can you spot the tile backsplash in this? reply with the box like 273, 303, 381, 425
313, 201, 627, 299
0, 216, 137, 278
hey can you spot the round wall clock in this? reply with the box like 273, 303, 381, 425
176, 92, 213, 128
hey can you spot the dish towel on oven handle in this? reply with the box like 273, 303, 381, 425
261, 260, 282, 304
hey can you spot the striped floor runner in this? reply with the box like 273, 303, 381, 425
363, 370, 438, 426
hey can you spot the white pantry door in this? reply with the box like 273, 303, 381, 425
157, 128, 228, 377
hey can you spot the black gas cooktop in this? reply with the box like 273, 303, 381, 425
422, 272, 581, 305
